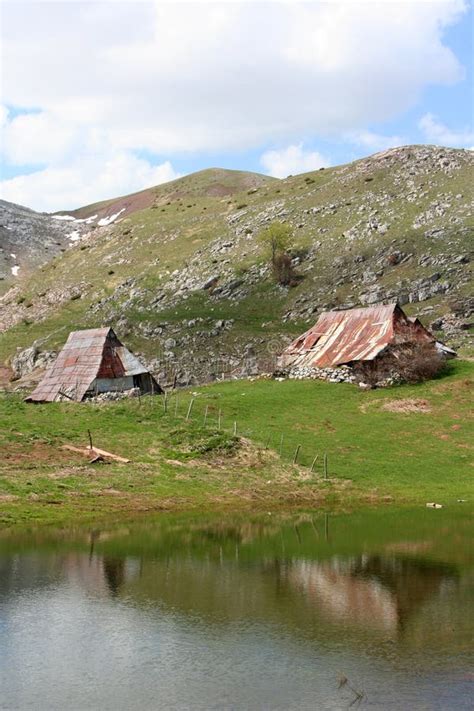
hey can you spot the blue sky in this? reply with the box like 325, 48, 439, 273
0, 0, 472, 211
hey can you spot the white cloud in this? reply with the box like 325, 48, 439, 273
260, 144, 329, 178
0, 105, 9, 128
0, 152, 178, 212
0, 1, 469, 208
418, 112, 474, 147
3, 111, 78, 165
345, 130, 405, 152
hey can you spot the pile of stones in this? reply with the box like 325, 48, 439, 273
283, 364, 356, 383
87, 388, 141, 402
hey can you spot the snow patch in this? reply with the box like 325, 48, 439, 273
52, 214, 76, 221
98, 208, 126, 227
10, 253, 16, 259
75, 214, 98, 224
11, 265, 20, 276
68, 230, 81, 242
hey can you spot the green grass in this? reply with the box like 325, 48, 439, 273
1, 360, 472, 527
187, 360, 473, 501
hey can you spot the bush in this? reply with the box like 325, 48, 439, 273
258, 221, 300, 286
353, 342, 447, 386
273, 253, 293, 286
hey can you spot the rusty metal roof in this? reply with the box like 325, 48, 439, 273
26, 328, 150, 402
281, 303, 420, 368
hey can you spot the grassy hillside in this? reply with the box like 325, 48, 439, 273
59, 167, 276, 220
0, 145, 472, 382
1, 359, 472, 527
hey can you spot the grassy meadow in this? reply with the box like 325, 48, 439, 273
1, 359, 472, 528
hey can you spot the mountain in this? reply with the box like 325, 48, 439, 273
0, 200, 92, 284
0, 147, 472, 384
0, 169, 275, 289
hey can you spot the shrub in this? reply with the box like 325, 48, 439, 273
273, 253, 293, 286
353, 342, 447, 386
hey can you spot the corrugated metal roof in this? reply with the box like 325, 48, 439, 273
26, 327, 151, 402
281, 303, 433, 368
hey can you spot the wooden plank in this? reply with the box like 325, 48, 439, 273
61, 444, 130, 463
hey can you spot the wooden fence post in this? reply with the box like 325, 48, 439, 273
186, 398, 195, 421
293, 444, 301, 464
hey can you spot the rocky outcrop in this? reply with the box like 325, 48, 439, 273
0, 200, 92, 281
11, 345, 56, 379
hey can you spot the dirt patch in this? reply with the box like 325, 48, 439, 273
0, 366, 13, 386
96, 488, 125, 497
2, 441, 85, 466
382, 398, 431, 414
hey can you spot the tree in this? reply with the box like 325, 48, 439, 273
258, 221, 294, 285
258, 221, 292, 262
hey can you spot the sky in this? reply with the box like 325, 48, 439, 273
0, 0, 473, 212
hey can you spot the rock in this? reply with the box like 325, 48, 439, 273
430, 318, 443, 331
89, 387, 140, 402
226, 278, 244, 292
202, 276, 219, 290
11, 346, 57, 379
11, 346, 38, 378
281, 363, 356, 384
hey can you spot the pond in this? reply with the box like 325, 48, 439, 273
0, 507, 472, 710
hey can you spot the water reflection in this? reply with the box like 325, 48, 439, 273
1, 509, 473, 710
282, 555, 456, 637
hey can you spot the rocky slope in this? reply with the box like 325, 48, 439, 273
0, 146, 472, 385
0, 200, 92, 285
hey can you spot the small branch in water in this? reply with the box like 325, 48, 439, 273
338, 673, 366, 707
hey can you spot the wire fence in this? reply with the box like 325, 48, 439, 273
137, 390, 331, 479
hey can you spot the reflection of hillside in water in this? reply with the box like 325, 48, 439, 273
1, 513, 471, 658
2, 549, 456, 649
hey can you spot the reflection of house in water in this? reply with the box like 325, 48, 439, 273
103, 558, 126, 596
284, 556, 457, 637
57, 552, 142, 598
0, 550, 141, 601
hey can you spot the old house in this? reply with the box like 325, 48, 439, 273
279, 303, 455, 374
26, 327, 162, 402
